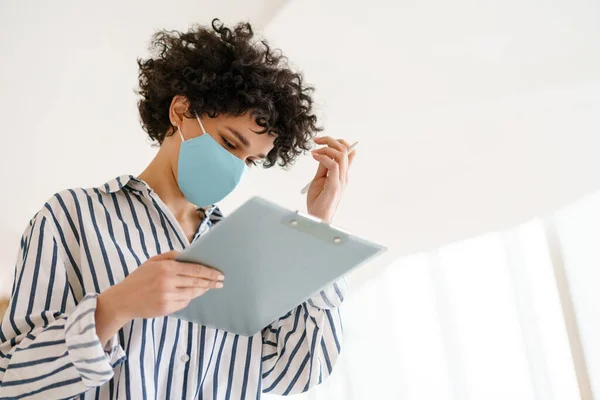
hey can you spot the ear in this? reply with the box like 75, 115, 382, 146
169, 95, 190, 129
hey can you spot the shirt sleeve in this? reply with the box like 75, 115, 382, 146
260, 278, 347, 395
0, 211, 126, 400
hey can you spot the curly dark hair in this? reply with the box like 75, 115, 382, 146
136, 19, 320, 168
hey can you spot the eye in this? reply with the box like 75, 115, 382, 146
246, 158, 265, 168
221, 137, 236, 150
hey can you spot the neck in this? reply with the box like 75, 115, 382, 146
138, 147, 196, 219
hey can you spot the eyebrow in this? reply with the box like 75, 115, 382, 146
226, 126, 268, 159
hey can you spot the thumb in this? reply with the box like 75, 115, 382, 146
150, 250, 179, 261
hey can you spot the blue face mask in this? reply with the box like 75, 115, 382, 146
177, 116, 247, 207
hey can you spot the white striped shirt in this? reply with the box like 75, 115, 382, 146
0, 175, 345, 400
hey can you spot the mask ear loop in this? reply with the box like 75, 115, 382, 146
177, 125, 185, 142
178, 115, 208, 142
196, 115, 208, 135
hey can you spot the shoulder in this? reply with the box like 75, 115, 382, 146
41, 175, 132, 219
32, 176, 130, 233
41, 188, 92, 221
21, 189, 87, 240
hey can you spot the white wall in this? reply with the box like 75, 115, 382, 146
2, 0, 600, 304
0, 0, 284, 295
252, 0, 600, 280
554, 193, 600, 397
258, 1, 600, 395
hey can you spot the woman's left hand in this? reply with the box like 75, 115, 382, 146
306, 137, 356, 223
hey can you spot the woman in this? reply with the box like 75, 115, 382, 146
0, 19, 354, 399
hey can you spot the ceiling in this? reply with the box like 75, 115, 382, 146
2, 0, 600, 293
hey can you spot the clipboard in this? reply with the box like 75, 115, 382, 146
172, 196, 386, 336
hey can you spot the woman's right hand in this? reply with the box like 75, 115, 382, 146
95, 250, 223, 345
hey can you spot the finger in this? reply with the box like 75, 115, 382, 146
151, 250, 179, 261
312, 147, 348, 184
338, 139, 356, 183
313, 137, 351, 182
311, 141, 329, 182
338, 139, 352, 151
348, 149, 357, 170
312, 147, 347, 164
312, 153, 340, 181
313, 136, 346, 153
338, 139, 357, 159
175, 262, 224, 281
311, 159, 328, 187
173, 275, 224, 289
175, 287, 211, 300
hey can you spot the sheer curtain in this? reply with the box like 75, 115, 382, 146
264, 195, 600, 399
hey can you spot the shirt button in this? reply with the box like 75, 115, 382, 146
181, 354, 190, 363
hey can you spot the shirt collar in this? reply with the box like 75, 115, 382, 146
97, 175, 219, 217
98, 175, 136, 194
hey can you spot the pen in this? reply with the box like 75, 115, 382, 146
300, 141, 359, 194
